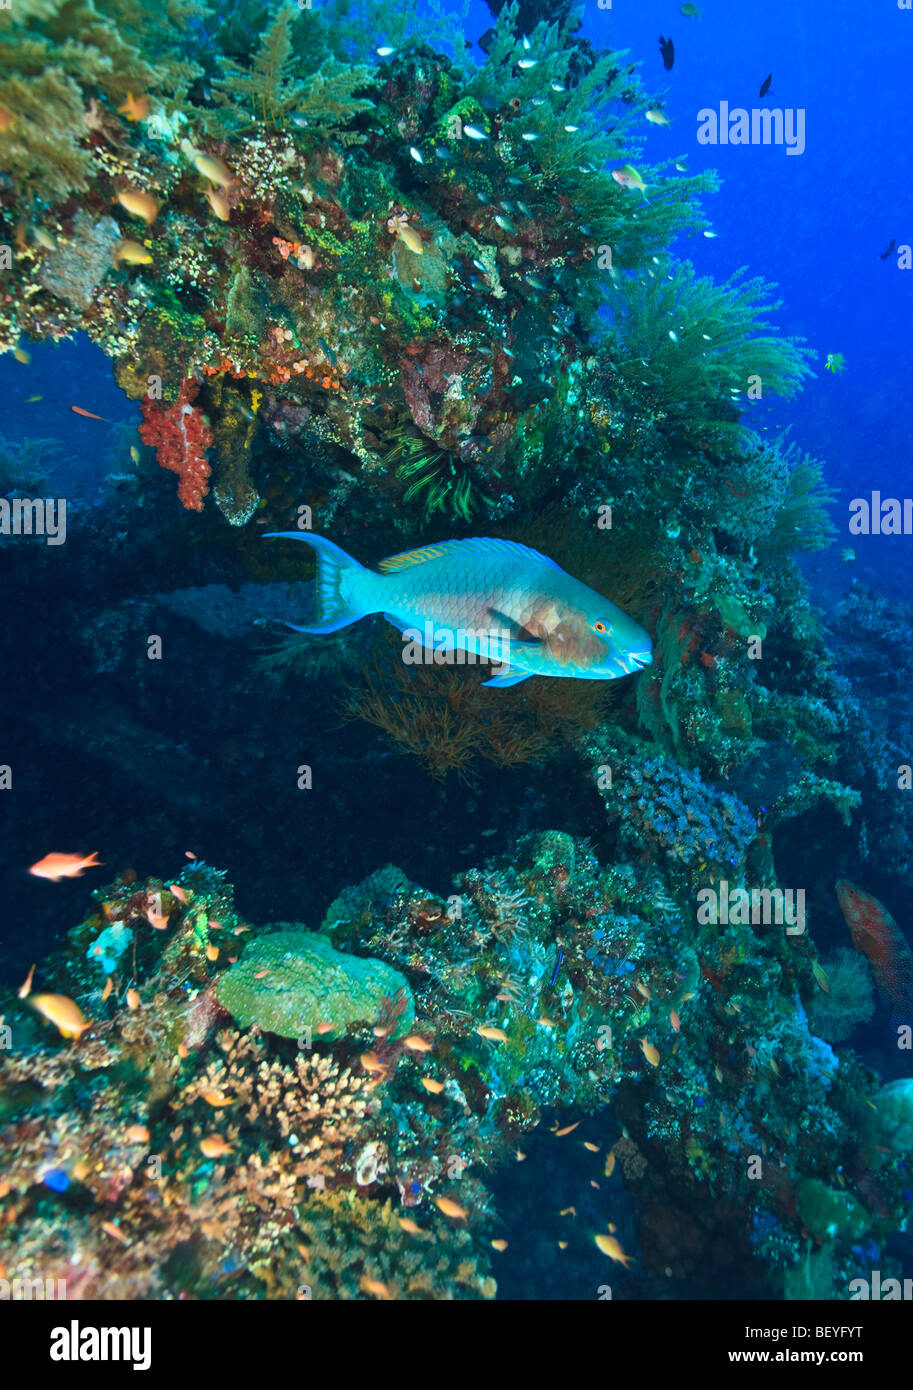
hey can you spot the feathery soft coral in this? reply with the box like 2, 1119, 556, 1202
139, 378, 214, 511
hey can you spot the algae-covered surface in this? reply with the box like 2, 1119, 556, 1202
215, 929, 414, 1038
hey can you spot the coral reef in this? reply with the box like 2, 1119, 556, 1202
1, 840, 907, 1302
214, 929, 415, 1038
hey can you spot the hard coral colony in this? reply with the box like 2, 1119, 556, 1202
0, 0, 910, 1316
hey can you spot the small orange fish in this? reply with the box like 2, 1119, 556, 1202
434, 1195, 467, 1220
126, 988, 141, 1010
182, 141, 235, 188
253, 969, 271, 979
205, 186, 231, 221
476, 1025, 508, 1042
186, 851, 198, 860
604, 1151, 616, 1178
125, 1124, 150, 1143
29, 850, 102, 881
115, 186, 160, 223
199, 1089, 233, 1108
398, 1217, 424, 1235
113, 239, 153, 266
595, 1233, 634, 1267
13, 344, 30, 364
207, 918, 221, 929
17, 963, 36, 999
583, 1141, 599, 1153
177, 1042, 189, 1059
118, 92, 150, 122
559, 1206, 577, 1218
199, 1135, 233, 1158
70, 406, 109, 421
360, 1051, 387, 1074
491, 1239, 508, 1252
360, 1277, 391, 1299
29, 993, 91, 1039
640, 1037, 660, 1067
169, 884, 188, 903
316, 1021, 334, 1035
537, 1017, 557, 1028
233, 924, 251, 935
205, 943, 219, 962
670, 1008, 681, 1033
812, 960, 830, 993
421, 1077, 445, 1094
403, 1034, 434, 1052
516, 1150, 527, 1161
635, 980, 651, 1001
102, 976, 114, 1002
553, 1121, 581, 1137
101, 1220, 129, 1244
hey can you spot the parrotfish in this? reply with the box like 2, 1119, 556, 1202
265, 534, 652, 688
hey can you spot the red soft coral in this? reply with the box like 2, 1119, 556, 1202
139, 378, 214, 511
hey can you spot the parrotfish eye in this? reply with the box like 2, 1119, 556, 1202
593, 619, 610, 634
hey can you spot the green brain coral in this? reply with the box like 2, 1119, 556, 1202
215, 930, 414, 1039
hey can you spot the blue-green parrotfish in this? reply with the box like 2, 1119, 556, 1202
265, 533, 653, 688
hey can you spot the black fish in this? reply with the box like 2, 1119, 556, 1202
881, 238, 897, 261
759, 73, 772, 98
659, 36, 675, 70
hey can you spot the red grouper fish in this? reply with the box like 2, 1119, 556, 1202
836, 878, 913, 1033
265, 533, 653, 688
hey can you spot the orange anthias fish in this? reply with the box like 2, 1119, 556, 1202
265, 534, 652, 689
71, 406, 109, 421
118, 92, 150, 122
29, 851, 102, 881
29, 993, 91, 1039
836, 879, 913, 1030
595, 1233, 635, 1267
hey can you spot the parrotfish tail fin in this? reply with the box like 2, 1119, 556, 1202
263, 532, 369, 634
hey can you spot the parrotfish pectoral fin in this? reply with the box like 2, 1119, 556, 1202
264, 532, 370, 633
482, 670, 532, 688
488, 607, 543, 647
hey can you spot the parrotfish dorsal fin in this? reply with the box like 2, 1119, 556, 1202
378, 537, 563, 573
378, 543, 454, 573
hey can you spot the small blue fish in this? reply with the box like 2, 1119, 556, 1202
265, 534, 652, 687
